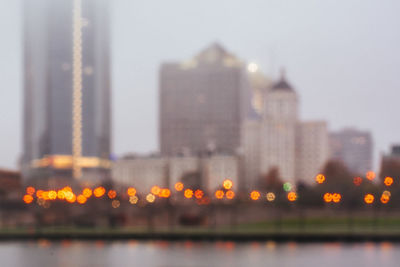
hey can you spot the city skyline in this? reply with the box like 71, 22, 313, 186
1, 0, 400, 170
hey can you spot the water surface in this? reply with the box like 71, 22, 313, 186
0, 240, 398, 267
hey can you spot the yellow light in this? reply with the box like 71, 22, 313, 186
383, 190, 391, 197
48, 190, 57, 200
266, 192, 276, 202
223, 179, 233, 190
57, 190, 66, 200
146, 193, 156, 203
129, 196, 139, 204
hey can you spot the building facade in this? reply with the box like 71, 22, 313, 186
22, 0, 111, 186
295, 121, 329, 183
112, 155, 239, 194
159, 43, 250, 156
329, 128, 373, 175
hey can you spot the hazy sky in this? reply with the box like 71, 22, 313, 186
0, 0, 399, 170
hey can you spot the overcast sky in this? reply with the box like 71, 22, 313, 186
0, 0, 399, 170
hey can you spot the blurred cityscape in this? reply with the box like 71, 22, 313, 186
1, 0, 400, 233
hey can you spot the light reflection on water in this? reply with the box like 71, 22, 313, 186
0, 240, 399, 267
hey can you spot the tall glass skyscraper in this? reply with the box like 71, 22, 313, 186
22, 0, 111, 186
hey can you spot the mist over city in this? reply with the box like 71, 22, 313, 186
0, 1, 400, 266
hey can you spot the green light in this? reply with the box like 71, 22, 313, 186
283, 182, 292, 192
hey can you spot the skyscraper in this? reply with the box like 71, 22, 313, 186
22, 0, 111, 186
259, 73, 298, 183
159, 43, 251, 156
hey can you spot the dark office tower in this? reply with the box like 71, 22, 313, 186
22, 0, 111, 186
159, 43, 250, 156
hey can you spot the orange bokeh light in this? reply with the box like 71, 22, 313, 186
82, 188, 92, 198
174, 182, 184, 191
353, 177, 362, 186
323, 193, 333, 203
63, 186, 72, 192
108, 190, 117, 199
77, 194, 87, 204
184, 189, 194, 199
36, 190, 44, 198
65, 192, 76, 203
223, 179, 233, 190
23, 194, 34, 204
287, 192, 297, 202
57, 190, 66, 200
226, 190, 235, 199
384, 177, 394, 187
364, 194, 374, 204
127, 187, 137, 197
381, 194, 390, 204
332, 193, 341, 203
48, 190, 57, 200
159, 188, 171, 198
366, 171, 376, 181
250, 190, 260, 200
94, 186, 106, 198
315, 174, 325, 184
26, 186, 35, 195
151, 186, 161, 196
194, 189, 204, 199
215, 190, 224, 199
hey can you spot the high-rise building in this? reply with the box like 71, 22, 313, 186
329, 128, 373, 174
259, 74, 298, 183
295, 121, 329, 183
22, 0, 111, 186
159, 43, 251, 156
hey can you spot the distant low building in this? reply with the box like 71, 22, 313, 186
329, 128, 373, 175
380, 145, 400, 180
0, 169, 22, 200
112, 154, 239, 193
